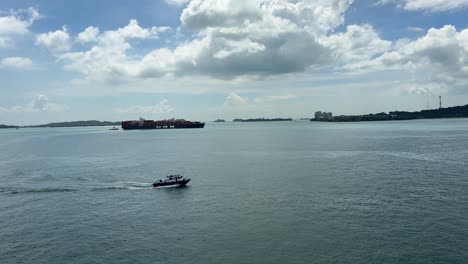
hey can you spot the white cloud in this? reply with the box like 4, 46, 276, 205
165, 0, 191, 5
36, 26, 72, 53
0, 7, 39, 48
77, 26, 100, 43
224, 92, 248, 107
57, 1, 353, 81
321, 24, 391, 67
254, 94, 297, 103
0, 14, 29, 35
114, 99, 175, 114
0, 95, 68, 113
109, 19, 169, 40
31, 94, 49, 110
408, 27, 424, 32
220, 92, 301, 117
378, 0, 468, 12
33, 0, 468, 98
59, 20, 170, 82
355, 26, 468, 84
0, 7, 39, 35
0, 57, 33, 69
405, 83, 448, 95
403, 0, 468, 12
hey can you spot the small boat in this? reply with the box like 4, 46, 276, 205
153, 175, 190, 187
109, 127, 119, 130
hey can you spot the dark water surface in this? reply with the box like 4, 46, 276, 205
1, 120, 467, 263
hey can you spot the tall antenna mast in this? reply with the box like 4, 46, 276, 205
439, 96, 442, 109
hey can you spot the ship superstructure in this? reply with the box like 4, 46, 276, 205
121, 118, 205, 130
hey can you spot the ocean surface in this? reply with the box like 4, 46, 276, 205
0, 120, 467, 264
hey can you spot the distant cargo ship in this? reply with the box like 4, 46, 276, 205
121, 118, 205, 130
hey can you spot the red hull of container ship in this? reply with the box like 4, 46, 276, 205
121, 118, 205, 130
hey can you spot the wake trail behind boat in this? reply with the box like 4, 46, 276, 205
0, 187, 78, 194
92, 181, 153, 191
1, 180, 155, 194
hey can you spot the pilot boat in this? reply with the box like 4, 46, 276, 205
153, 175, 190, 187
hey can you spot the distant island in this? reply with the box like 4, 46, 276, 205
233, 118, 293, 122
214, 119, 226, 122
0, 120, 121, 129
312, 104, 468, 122
0, 124, 19, 129
28, 120, 121, 128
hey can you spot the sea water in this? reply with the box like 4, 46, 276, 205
0, 120, 467, 263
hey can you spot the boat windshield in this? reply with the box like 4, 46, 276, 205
167, 175, 182, 178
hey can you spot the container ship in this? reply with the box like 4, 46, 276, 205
121, 118, 205, 130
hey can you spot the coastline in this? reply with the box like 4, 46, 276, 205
312, 104, 468, 122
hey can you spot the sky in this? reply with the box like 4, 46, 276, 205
1, 0, 468, 125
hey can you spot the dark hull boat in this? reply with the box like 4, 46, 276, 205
153, 175, 190, 187
153, 179, 190, 187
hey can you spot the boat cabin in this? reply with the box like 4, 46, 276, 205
165, 175, 183, 181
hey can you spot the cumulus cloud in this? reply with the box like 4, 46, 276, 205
320, 24, 391, 67
223, 92, 297, 107
224, 92, 248, 107
254, 94, 297, 103
58, 19, 170, 82
353, 25, 468, 86
141, 0, 351, 79
378, 0, 468, 12
0, 0, 460, 104
408, 27, 425, 32
77, 26, 100, 43
0, 95, 68, 113
31, 0, 468, 95
405, 83, 448, 95
0, 7, 39, 48
165, 0, 191, 5
0, 57, 33, 69
55, 0, 353, 81
403, 0, 468, 12
114, 99, 175, 114
36, 26, 72, 53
